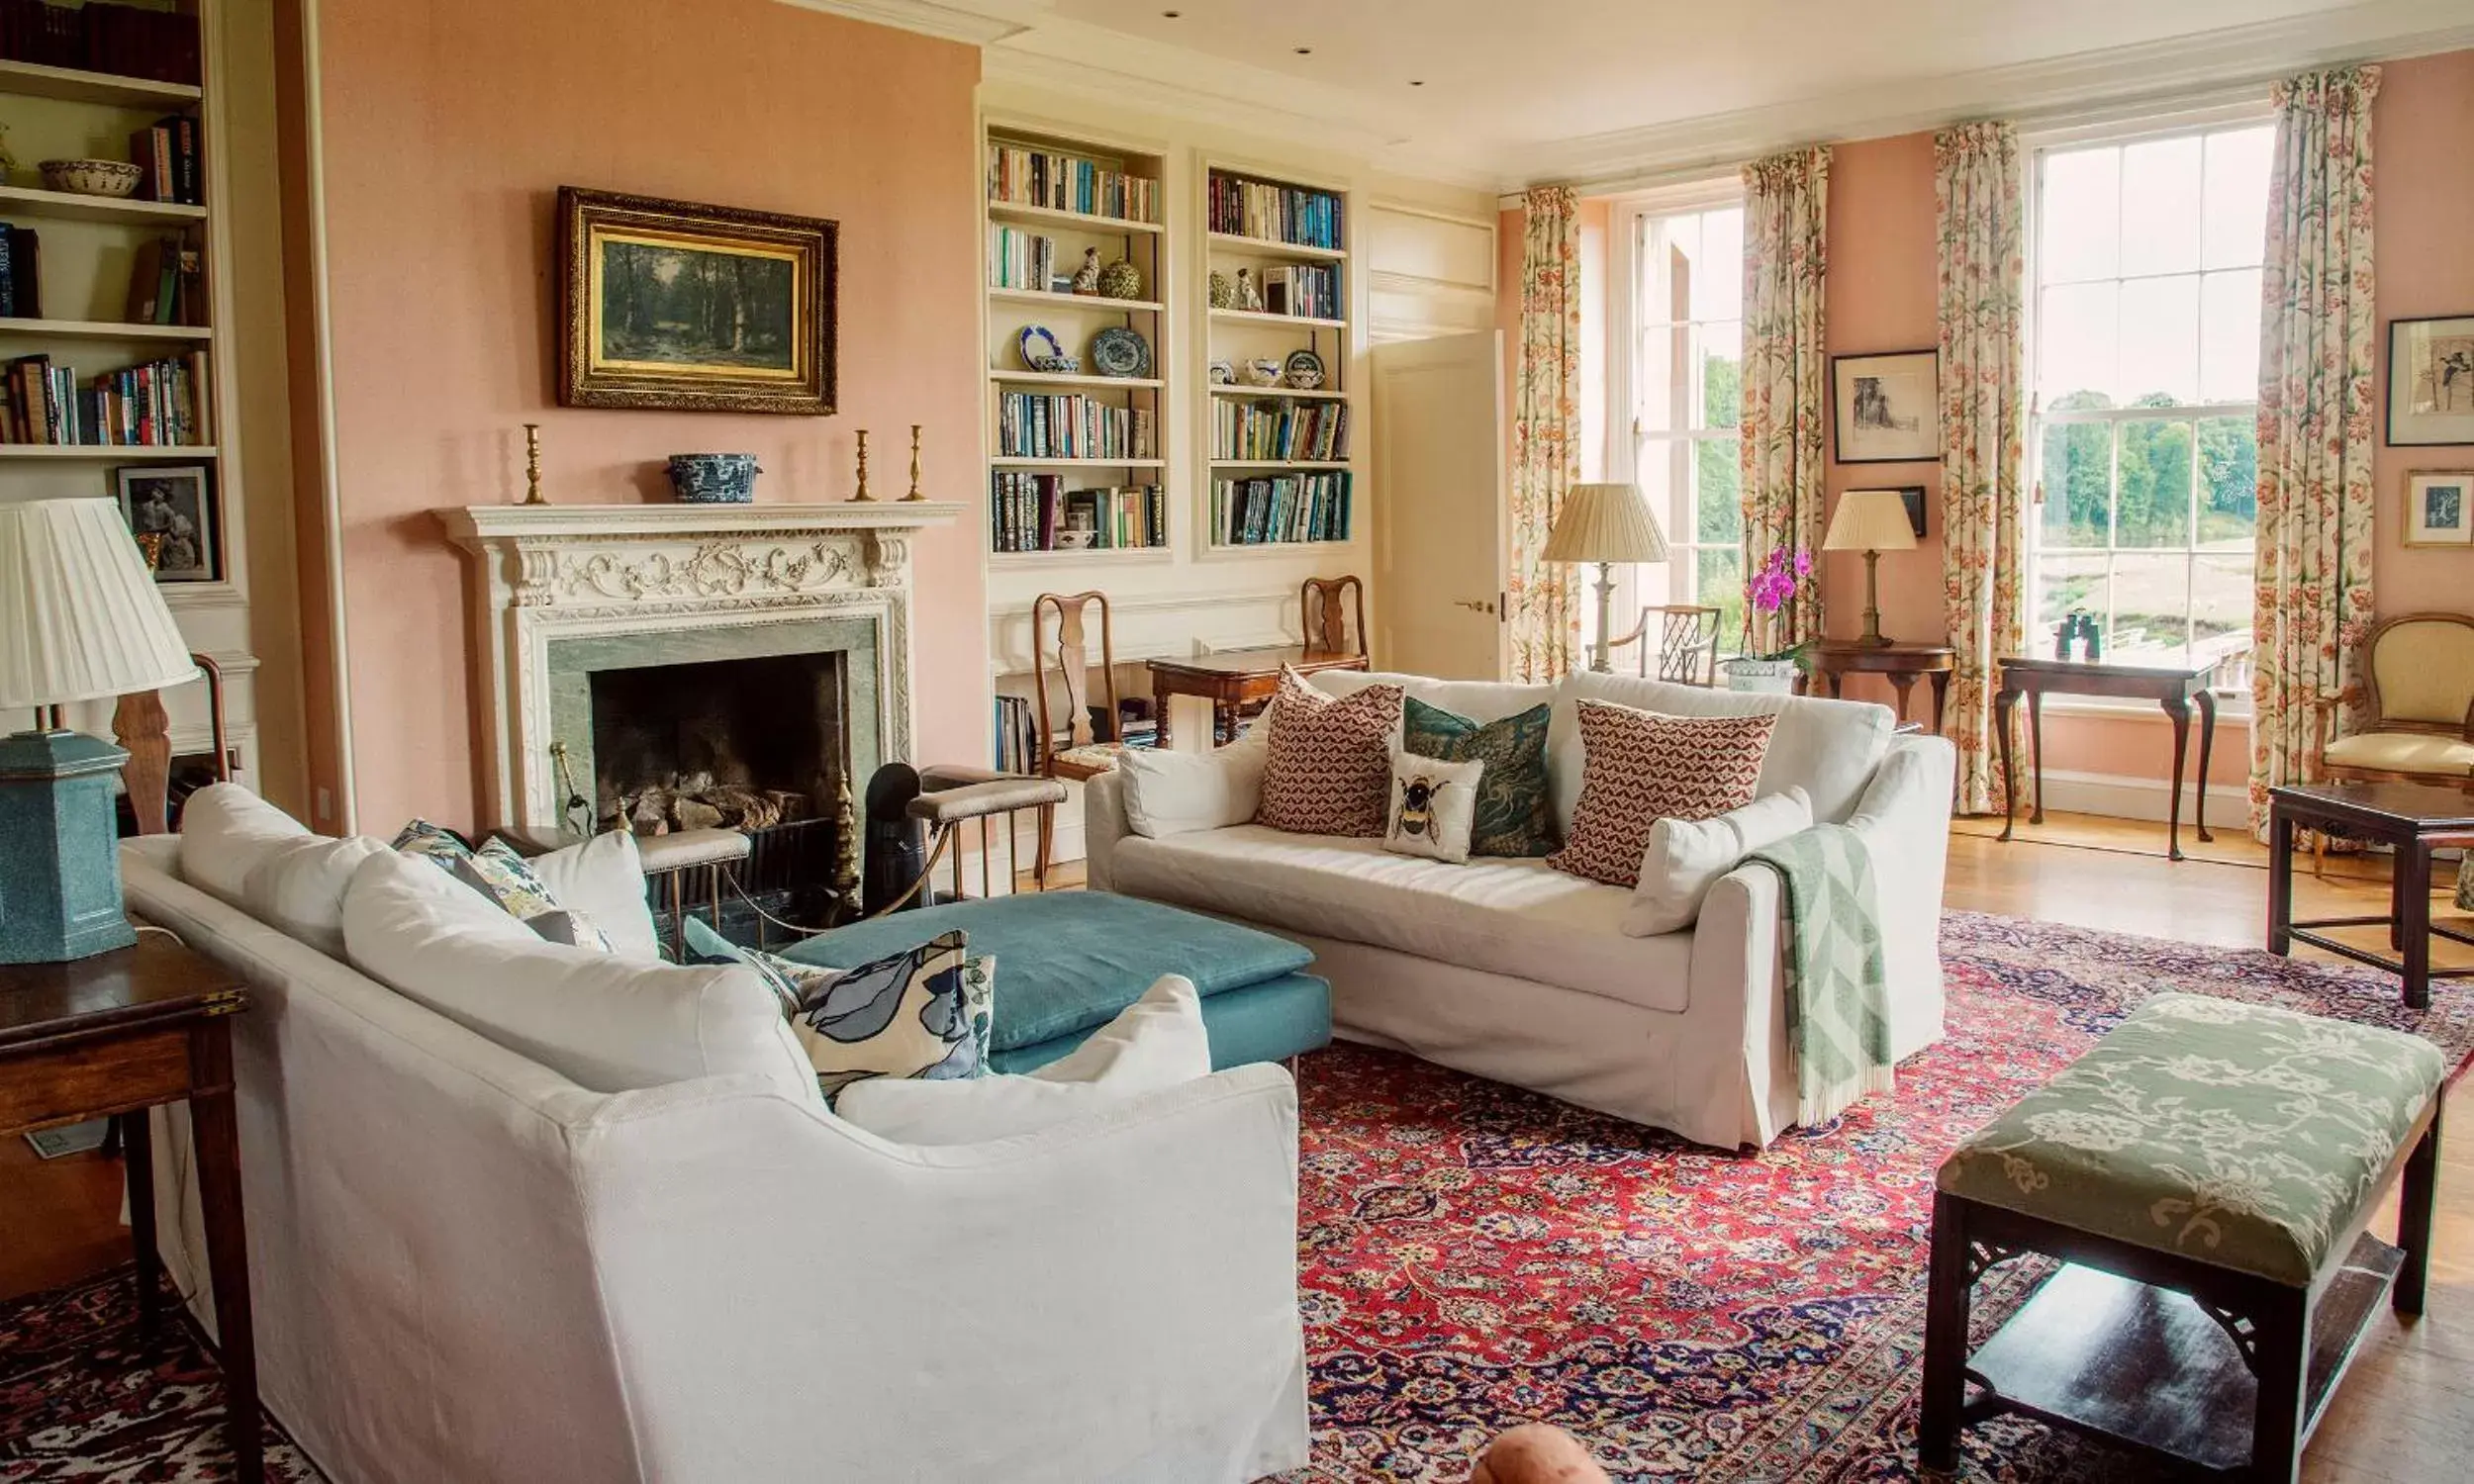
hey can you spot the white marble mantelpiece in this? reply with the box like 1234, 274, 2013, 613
440, 501, 961, 831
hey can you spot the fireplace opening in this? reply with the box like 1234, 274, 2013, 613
589, 651, 847, 833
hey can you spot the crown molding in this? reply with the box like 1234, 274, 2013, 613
1507, 1, 2474, 197
770, 0, 1027, 46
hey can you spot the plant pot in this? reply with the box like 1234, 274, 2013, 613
1721, 657, 1799, 695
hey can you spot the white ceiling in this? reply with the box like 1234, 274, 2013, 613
786, 0, 2474, 187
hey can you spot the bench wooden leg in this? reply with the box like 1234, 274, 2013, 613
2398, 1099, 2442, 1318
1919, 1191, 1971, 1472
2249, 1287, 2310, 1484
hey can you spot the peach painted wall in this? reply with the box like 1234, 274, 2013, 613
313, 0, 984, 831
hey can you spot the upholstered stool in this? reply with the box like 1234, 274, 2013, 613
911, 765, 1071, 899
1921, 994, 2445, 1481
770, 891, 1332, 1072
636, 828, 751, 960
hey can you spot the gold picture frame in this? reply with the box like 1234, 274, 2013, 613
557, 186, 836, 415
2403, 469, 2474, 547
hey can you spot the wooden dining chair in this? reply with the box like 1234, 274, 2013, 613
1301, 575, 1369, 662
115, 653, 232, 835
1605, 604, 1722, 686
1031, 590, 1151, 781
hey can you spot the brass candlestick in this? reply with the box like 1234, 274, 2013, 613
520, 423, 545, 505
903, 423, 925, 501
849, 428, 876, 502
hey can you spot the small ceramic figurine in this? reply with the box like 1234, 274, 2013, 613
0, 125, 19, 186
1236, 267, 1264, 312
1207, 359, 1236, 385
1208, 271, 1235, 310
1244, 356, 1285, 388
1071, 246, 1102, 295
1097, 256, 1143, 300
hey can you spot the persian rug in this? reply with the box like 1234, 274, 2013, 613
4, 912, 2467, 1483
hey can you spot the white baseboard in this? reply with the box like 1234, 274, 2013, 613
2032, 767, 2247, 825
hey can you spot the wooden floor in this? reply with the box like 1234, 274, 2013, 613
1, 815, 2465, 1480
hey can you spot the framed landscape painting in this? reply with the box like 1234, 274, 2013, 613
1832, 350, 1941, 463
2389, 316, 2474, 446
558, 187, 836, 415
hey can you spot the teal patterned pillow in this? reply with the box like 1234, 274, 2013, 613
392, 820, 617, 953
1400, 698, 1559, 858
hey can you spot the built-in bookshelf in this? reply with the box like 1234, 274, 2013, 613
1201, 164, 1357, 553
982, 126, 1170, 562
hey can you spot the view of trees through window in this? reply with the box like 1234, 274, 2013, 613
2030, 124, 2272, 678
1630, 205, 1747, 648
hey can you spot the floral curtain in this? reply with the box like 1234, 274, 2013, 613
2249, 66, 2380, 838
1935, 121, 2027, 817
1507, 185, 1581, 683
1739, 147, 1831, 651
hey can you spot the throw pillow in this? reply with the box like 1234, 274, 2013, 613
685, 918, 995, 1095
238, 834, 388, 960
528, 830, 662, 962
1624, 788, 1813, 936
392, 820, 617, 953
833, 975, 1210, 1145
1400, 697, 1558, 856
1253, 666, 1403, 836
177, 782, 312, 905
1382, 750, 1484, 865
1547, 700, 1777, 886
1120, 741, 1267, 839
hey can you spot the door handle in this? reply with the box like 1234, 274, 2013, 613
1452, 598, 1496, 614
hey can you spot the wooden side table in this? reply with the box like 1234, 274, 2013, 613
2267, 781, 2474, 1010
0, 932, 261, 1484
1993, 656, 2218, 861
1813, 642, 1954, 731
1146, 646, 1370, 748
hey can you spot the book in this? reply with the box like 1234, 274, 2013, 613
126, 237, 171, 323
131, 123, 175, 203
7, 228, 40, 320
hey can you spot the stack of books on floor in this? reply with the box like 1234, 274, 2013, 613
990, 475, 1166, 552
1211, 471, 1351, 545
988, 226, 1060, 292
1263, 264, 1339, 319
997, 391, 1152, 461
987, 143, 1157, 224
1212, 399, 1349, 462
2, 350, 209, 445
1208, 174, 1343, 248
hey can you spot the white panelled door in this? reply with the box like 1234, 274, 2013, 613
1372, 330, 1506, 680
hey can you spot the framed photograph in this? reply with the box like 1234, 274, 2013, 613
2389, 316, 2474, 446
117, 465, 217, 582
558, 186, 836, 415
1832, 350, 1941, 463
1893, 485, 1928, 538
2403, 470, 2474, 547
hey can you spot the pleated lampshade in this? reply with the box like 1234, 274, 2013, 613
1540, 482, 1668, 564
0, 498, 198, 712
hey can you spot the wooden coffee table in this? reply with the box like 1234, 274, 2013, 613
1146, 646, 1369, 748
2268, 780, 2474, 1010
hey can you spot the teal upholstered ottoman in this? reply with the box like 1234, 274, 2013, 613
772, 892, 1331, 1073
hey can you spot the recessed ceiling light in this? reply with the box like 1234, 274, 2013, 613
1409, 79, 1424, 86
1294, 46, 1312, 55
1161, 9, 1180, 17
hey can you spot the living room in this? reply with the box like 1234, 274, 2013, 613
0, 0, 2470, 1480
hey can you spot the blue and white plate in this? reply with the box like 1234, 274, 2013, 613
1091, 326, 1152, 379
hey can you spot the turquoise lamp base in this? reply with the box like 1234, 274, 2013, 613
0, 729, 139, 964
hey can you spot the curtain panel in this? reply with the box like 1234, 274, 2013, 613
1934, 121, 2027, 816
1739, 146, 1831, 651
1507, 185, 1582, 683
2248, 65, 2380, 837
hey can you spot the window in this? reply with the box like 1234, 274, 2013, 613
1620, 201, 1746, 648
2029, 124, 2273, 684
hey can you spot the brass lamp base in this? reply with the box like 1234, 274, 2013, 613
1855, 548, 1894, 647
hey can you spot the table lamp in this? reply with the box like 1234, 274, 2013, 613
1823, 489, 1919, 648
0, 498, 199, 963
1541, 482, 1668, 673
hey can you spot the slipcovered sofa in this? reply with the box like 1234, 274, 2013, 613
1086, 668, 1954, 1149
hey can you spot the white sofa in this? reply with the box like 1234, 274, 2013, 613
118, 828, 1308, 1484
1086, 668, 1954, 1149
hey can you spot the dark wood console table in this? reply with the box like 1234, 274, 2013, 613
1994, 656, 2218, 862
1814, 642, 1955, 732
0, 931, 262, 1483
1147, 646, 1370, 748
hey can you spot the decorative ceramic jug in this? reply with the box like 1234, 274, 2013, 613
1097, 257, 1143, 300
1208, 271, 1235, 309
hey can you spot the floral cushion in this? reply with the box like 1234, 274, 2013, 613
392, 820, 616, 953
1938, 993, 2445, 1285
1547, 701, 1775, 885
1253, 667, 1403, 837
1400, 697, 1557, 857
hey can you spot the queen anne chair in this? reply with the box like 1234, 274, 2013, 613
1604, 603, 1722, 687
2315, 613, 2474, 783
1300, 575, 1368, 662
1032, 590, 1151, 781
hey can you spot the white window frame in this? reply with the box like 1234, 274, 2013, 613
1605, 179, 1746, 657
2021, 103, 2275, 716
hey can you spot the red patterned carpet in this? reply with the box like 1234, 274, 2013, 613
4, 912, 2469, 1483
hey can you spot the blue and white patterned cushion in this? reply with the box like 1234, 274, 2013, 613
390, 820, 617, 953
688, 918, 995, 1096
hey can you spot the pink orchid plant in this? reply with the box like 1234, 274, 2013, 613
1742, 544, 1816, 666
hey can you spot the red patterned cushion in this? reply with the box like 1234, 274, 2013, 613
1547, 700, 1777, 885
1254, 668, 1404, 836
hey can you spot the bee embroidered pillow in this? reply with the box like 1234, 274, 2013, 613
1382, 750, 1484, 865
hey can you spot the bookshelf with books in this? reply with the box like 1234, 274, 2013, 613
982, 122, 1171, 565
1201, 163, 1358, 553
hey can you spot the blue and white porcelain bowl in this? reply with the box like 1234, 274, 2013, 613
666, 453, 761, 504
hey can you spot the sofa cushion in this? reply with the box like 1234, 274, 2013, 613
2322, 730, 2474, 775
528, 829, 662, 962
1255, 667, 1402, 836
239, 834, 388, 960
392, 820, 617, 952
341, 848, 819, 1105
1401, 697, 1558, 857
179, 782, 312, 904
1121, 737, 1267, 838
1552, 670, 1891, 828
1626, 788, 1813, 937
686, 919, 994, 1093
1383, 749, 1483, 864
1308, 669, 1554, 727
1111, 825, 1694, 1014
1549, 701, 1775, 885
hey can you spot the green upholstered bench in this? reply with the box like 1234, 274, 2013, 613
765, 892, 1331, 1073
1922, 993, 2446, 1481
